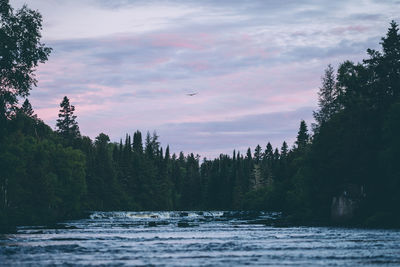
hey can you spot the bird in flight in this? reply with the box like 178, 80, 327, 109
187, 92, 198, 96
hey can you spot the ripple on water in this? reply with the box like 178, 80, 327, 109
1, 211, 400, 266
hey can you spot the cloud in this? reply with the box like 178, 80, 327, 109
8, 0, 399, 158
156, 107, 315, 158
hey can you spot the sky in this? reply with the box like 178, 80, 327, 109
10, 0, 400, 158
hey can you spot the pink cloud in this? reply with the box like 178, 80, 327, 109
184, 61, 210, 71
331, 25, 370, 35
142, 57, 171, 68
34, 106, 59, 122
146, 32, 217, 51
151, 33, 204, 50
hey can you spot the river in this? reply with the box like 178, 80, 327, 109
1, 211, 400, 266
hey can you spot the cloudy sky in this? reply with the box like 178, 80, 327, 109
10, 0, 400, 158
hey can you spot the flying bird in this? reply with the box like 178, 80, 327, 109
187, 92, 198, 96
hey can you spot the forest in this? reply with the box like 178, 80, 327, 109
1, 0, 399, 232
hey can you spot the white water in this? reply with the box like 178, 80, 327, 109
1, 211, 400, 266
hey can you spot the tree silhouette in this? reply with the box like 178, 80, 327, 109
0, 0, 51, 118
295, 120, 309, 150
313, 65, 340, 132
56, 96, 80, 140
20, 99, 34, 118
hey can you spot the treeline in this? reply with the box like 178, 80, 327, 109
82, 21, 399, 227
0, 104, 86, 231
0, 94, 310, 231
40, 95, 308, 212
1, 0, 400, 231
301, 21, 400, 227
75, 119, 307, 212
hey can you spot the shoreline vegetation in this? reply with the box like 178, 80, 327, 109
1, 1, 400, 233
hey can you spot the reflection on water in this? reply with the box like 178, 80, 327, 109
1, 211, 400, 266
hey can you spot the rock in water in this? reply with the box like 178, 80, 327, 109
331, 184, 365, 223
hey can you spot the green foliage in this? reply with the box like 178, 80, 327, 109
0, 0, 51, 118
313, 64, 341, 132
233, 21, 400, 226
2, 10, 399, 231
0, 115, 86, 232
56, 96, 80, 141
295, 120, 309, 150
20, 99, 34, 117
293, 21, 400, 226
253, 144, 262, 164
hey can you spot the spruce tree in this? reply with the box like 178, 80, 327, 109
378, 20, 400, 101
313, 64, 339, 132
264, 142, 273, 162
165, 145, 170, 161
280, 141, 288, 158
56, 96, 80, 140
133, 130, 143, 154
246, 148, 252, 160
254, 144, 262, 163
273, 148, 280, 161
20, 99, 34, 117
295, 120, 309, 150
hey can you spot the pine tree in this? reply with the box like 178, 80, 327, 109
273, 148, 280, 161
379, 20, 400, 100
56, 96, 80, 140
152, 131, 160, 153
254, 144, 262, 163
313, 64, 339, 131
165, 145, 170, 161
132, 130, 143, 154
280, 141, 288, 158
357, 21, 400, 110
145, 131, 160, 158
123, 134, 131, 157
20, 99, 35, 117
296, 120, 309, 150
264, 142, 273, 163
246, 148, 252, 160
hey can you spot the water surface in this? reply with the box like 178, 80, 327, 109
1, 211, 400, 266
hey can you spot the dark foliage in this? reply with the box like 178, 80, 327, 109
0, 0, 51, 119
1, 0, 399, 231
